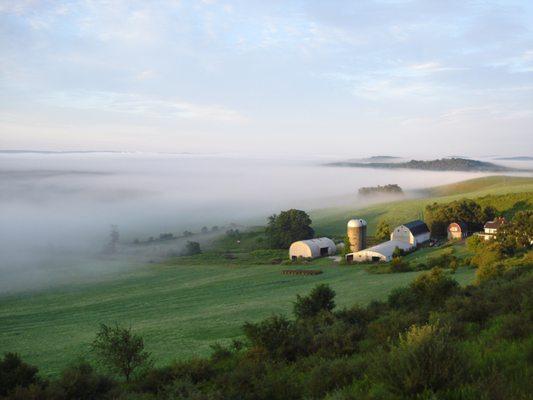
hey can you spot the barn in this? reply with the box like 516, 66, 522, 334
390, 220, 430, 246
289, 237, 336, 260
346, 240, 413, 263
447, 222, 468, 240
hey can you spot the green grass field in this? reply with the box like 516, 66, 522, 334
0, 175, 531, 377
0, 259, 476, 377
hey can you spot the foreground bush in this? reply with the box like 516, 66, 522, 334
373, 323, 466, 396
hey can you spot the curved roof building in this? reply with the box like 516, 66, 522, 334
289, 237, 336, 260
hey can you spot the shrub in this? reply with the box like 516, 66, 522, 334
306, 357, 363, 398
293, 284, 336, 319
0, 353, 41, 397
410, 267, 459, 307
476, 263, 506, 283
181, 241, 202, 256
49, 361, 116, 400
243, 315, 299, 360
389, 268, 458, 311
390, 257, 411, 273
373, 323, 467, 396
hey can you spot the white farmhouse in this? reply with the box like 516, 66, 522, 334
478, 217, 506, 241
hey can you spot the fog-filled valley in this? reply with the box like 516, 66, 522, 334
0, 152, 529, 294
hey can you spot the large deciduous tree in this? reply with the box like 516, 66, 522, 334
266, 209, 314, 249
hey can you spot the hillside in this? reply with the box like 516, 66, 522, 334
1, 175, 531, 377
326, 157, 516, 172
312, 176, 533, 236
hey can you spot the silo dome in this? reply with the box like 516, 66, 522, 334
347, 219, 367, 228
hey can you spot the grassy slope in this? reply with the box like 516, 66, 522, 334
0, 260, 475, 377
1, 175, 531, 376
312, 176, 533, 237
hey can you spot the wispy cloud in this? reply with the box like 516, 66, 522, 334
40, 91, 247, 123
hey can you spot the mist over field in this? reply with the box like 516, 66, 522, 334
0, 152, 527, 294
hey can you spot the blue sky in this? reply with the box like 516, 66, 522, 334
1, 0, 532, 156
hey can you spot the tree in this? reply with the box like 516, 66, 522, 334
497, 210, 533, 254
342, 235, 351, 255
375, 220, 391, 241
242, 315, 297, 359
181, 241, 201, 256
374, 323, 465, 396
201, 226, 209, 234
266, 209, 314, 249
103, 225, 120, 254
0, 353, 40, 396
91, 324, 150, 382
425, 199, 491, 237
50, 361, 115, 400
293, 284, 336, 319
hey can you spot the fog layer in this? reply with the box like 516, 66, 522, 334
0, 153, 523, 294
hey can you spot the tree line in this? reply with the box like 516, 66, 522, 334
425, 198, 497, 237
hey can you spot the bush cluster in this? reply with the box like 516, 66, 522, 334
2, 260, 532, 399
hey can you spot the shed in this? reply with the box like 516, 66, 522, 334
289, 237, 336, 260
447, 222, 468, 240
346, 240, 413, 263
391, 220, 430, 246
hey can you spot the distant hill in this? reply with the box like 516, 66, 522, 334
346, 155, 402, 163
494, 156, 533, 161
326, 157, 517, 172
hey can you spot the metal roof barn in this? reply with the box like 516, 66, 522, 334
289, 237, 336, 260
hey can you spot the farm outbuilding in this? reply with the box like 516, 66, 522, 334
346, 240, 413, 263
289, 237, 336, 260
447, 222, 468, 240
390, 220, 430, 246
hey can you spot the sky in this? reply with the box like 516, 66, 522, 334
1, 0, 532, 157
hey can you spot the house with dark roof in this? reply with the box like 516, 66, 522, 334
390, 220, 431, 247
447, 222, 469, 240
478, 217, 506, 241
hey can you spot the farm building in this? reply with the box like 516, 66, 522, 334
346, 219, 431, 263
346, 240, 412, 263
289, 237, 336, 260
390, 220, 430, 246
447, 222, 469, 240
347, 218, 367, 252
478, 217, 506, 241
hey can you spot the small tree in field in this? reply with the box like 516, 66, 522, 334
91, 324, 150, 382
